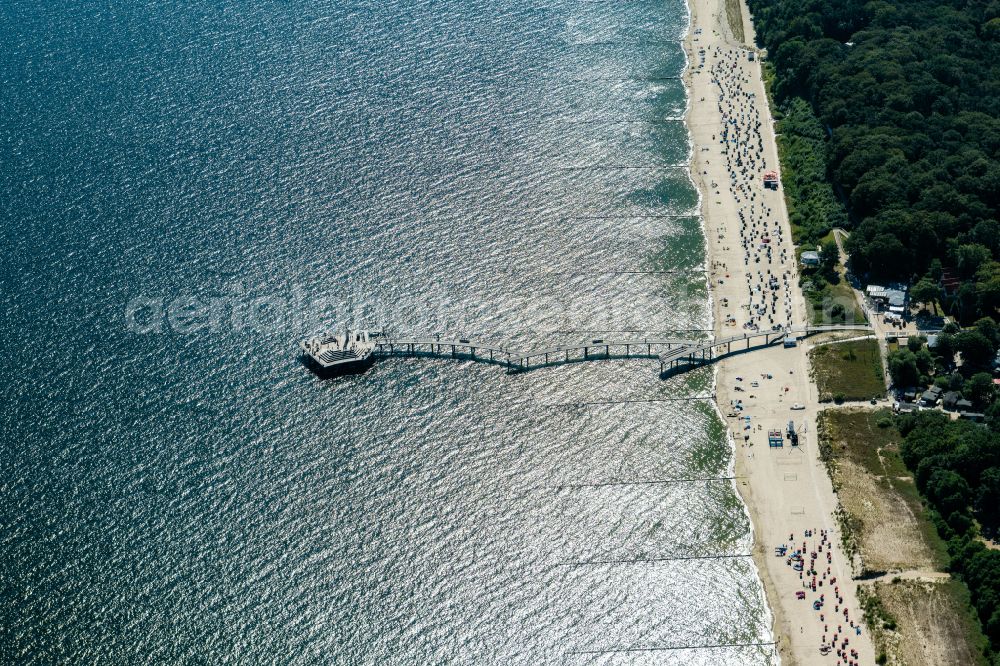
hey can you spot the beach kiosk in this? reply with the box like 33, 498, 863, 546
768, 430, 784, 447
763, 171, 779, 190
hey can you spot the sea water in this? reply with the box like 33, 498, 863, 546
0, 0, 774, 662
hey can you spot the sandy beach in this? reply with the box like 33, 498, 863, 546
683, 1, 878, 663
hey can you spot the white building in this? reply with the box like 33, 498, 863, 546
801, 251, 820, 266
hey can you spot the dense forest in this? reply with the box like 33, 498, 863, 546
748, 0, 1000, 322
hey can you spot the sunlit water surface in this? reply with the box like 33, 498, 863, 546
0, 0, 775, 662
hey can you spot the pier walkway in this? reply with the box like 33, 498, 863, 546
370, 324, 873, 376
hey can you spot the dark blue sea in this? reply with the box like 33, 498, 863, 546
1, 0, 775, 662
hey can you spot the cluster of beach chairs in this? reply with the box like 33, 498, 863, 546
776, 530, 864, 664
709, 47, 796, 333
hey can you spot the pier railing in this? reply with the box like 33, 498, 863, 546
365, 323, 874, 376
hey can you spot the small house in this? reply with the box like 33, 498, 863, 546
942, 391, 962, 410
801, 251, 820, 266
921, 386, 942, 407
941, 269, 961, 295
866, 284, 907, 314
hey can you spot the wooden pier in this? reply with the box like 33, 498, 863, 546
656, 329, 788, 375
375, 337, 514, 365
366, 324, 873, 377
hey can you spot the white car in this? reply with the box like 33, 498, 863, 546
791, 403, 805, 410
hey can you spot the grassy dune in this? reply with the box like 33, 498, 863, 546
809, 339, 885, 402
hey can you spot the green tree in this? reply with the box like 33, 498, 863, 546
975, 317, 1000, 347
955, 244, 993, 279
915, 349, 935, 375
948, 372, 966, 391
934, 333, 957, 366
976, 262, 1000, 316
864, 234, 913, 279
925, 468, 972, 520
911, 278, 941, 314
984, 17, 1000, 41
976, 467, 1000, 524
888, 349, 920, 387
965, 373, 996, 410
955, 282, 981, 323
986, 400, 1000, 432
819, 240, 840, 283
956, 330, 996, 369
928, 259, 944, 281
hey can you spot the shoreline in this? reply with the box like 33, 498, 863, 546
680, 2, 782, 657
680, 4, 776, 654
681, 0, 877, 663
680, 3, 781, 658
